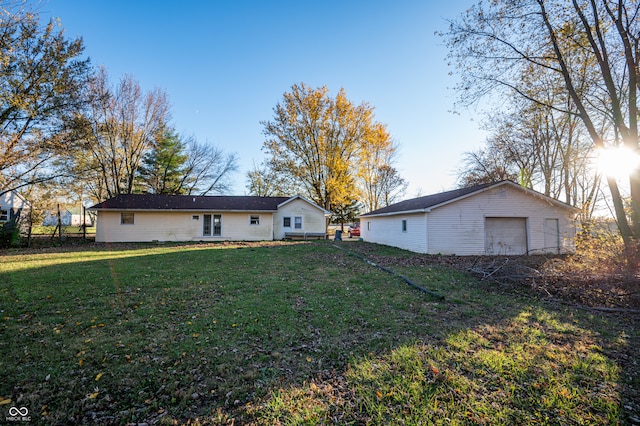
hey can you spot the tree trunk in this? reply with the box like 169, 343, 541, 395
606, 176, 633, 246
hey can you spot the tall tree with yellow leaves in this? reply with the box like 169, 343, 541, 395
261, 83, 372, 214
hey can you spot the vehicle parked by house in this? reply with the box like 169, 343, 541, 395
348, 223, 360, 238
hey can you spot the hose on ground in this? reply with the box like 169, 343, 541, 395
332, 244, 445, 300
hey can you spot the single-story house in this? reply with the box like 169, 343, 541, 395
0, 190, 30, 224
89, 194, 331, 243
359, 180, 579, 255
43, 205, 94, 227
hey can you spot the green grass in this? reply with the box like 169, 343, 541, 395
30, 225, 96, 235
0, 241, 637, 424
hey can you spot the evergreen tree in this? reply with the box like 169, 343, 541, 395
139, 128, 188, 194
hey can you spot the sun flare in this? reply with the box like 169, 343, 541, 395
595, 146, 640, 179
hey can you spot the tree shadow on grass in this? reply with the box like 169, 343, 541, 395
236, 243, 639, 425
0, 242, 637, 425
243, 306, 637, 425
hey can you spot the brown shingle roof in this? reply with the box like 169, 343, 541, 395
89, 194, 292, 211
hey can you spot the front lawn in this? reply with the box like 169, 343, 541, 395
0, 241, 638, 424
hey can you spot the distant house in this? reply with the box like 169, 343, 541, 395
359, 181, 578, 255
42, 206, 93, 227
0, 191, 30, 224
89, 194, 331, 243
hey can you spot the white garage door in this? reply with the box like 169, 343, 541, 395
485, 217, 528, 255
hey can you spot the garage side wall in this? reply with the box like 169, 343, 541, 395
95, 211, 274, 242
361, 213, 427, 253
427, 186, 575, 255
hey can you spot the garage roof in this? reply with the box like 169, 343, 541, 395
360, 180, 578, 217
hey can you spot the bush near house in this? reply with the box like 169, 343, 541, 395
0, 220, 21, 248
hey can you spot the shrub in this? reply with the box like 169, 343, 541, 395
0, 220, 21, 248
573, 221, 632, 274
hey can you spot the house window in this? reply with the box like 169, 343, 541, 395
283, 217, 291, 227
213, 215, 222, 235
203, 214, 211, 235
121, 212, 134, 225
250, 215, 260, 225
0, 210, 7, 222
367, 221, 370, 231
192, 215, 199, 220
402, 219, 407, 232
294, 216, 302, 229
203, 214, 222, 236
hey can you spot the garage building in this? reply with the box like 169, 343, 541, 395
359, 180, 578, 255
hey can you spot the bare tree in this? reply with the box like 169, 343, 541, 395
76, 68, 170, 199
177, 137, 238, 195
246, 161, 295, 196
357, 124, 407, 211
457, 147, 518, 188
444, 0, 640, 252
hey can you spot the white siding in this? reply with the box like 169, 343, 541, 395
0, 191, 29, 223
362, 184, 576, 255
427, 185, 574, 255
485, 217, 528, 255
273, 198, 327, 239
0, 191, 28, 210
95, 211, 274, 243
361, 213, 427, 253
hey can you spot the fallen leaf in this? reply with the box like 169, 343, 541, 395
95, 373, 103, 381
88, 392, 99, 399
0, 398, 12, 405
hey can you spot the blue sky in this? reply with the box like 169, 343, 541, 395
40, 0, 486, 198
